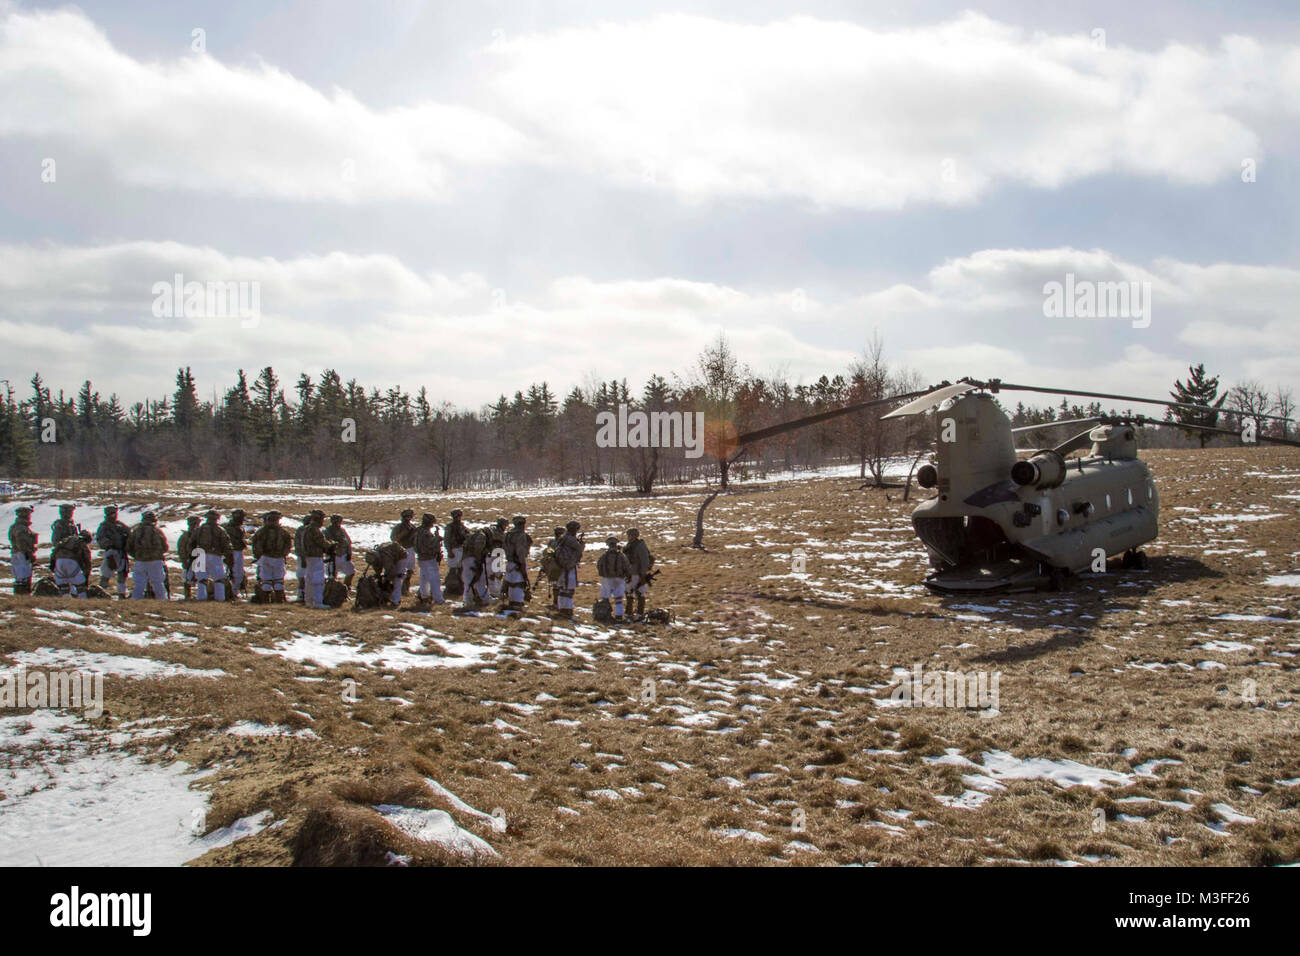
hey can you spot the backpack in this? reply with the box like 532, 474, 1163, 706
323, 579, 348, 609
592, 597, 613, 623
85, 584, 110, 599
540, 545, 563, 582
34, 577, 60, 597
556, 537, 582, 571
464, 529, 489, 560
645, 608, 672, 625
353, 573, 385, 610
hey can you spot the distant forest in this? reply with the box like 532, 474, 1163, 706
0, 337, 1292, 492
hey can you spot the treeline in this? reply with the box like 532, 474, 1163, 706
0, 350, 1291, 490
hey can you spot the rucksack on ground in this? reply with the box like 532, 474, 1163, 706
592, 597, 613, 623
323, 579, 348, 609
353, 574, 384, 611
33, 577, 59, 597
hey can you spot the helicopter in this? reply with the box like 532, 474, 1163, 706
723, 377, 1299, 594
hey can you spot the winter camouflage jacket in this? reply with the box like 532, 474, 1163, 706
95, 518, 130, 552
300, 523, 331, 559
324, 525, 352, 560
444, 518, 468, 550
8, 521, 36, 558
366, 541, 406, 577
52, 534, 91, 573
126, 523, 168, 561
50, 517, 78, 545
624, 538, 653, 576
251, 524, 294, 559
391, 520, 416, 548
556, 532, 585, 572
176, 529, 200, 567
413, 526, 443, 561
224, 518, 247, 551
195, 521, 233, 558
597, 548, 632, 580
503, 528, 532, 569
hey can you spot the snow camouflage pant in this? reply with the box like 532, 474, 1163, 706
505, 560, 527, 605
197, 552, 227, 601
229, 550, 246, 592
461, 556, 488, 607
11, 552, 32, 590
131, 559, 167, 599
98, 548, 128, 595
418, 558, 443, 602
54, 557, 87, 597
599, 577, 627, 617
304, 556, 325, 607
629, 573, 649, 598
557, 567, 578, 612
258, 556, 287, 593
487, 547, 506, 600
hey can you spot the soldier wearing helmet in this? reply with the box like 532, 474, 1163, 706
502, 515, 532, 612
127, 510, 169, 599
94, 505, 131, 597
413, 513, 445, 607
391, 508, 418, 597
224, 509, 249, 598
553, 521, 585, 619
251, 511, 294, 602
8, 506, 37, 595
177, 516, 202, 599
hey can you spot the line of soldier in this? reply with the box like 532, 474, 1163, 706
7, 504, 656, 620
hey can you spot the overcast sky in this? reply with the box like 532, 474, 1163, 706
2, 0, 1298, 413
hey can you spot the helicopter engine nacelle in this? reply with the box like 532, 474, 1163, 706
1010, 449, 1066, 489
1089, 424, 1139, 460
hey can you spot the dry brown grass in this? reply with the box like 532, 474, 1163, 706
2, 447, 1299, 865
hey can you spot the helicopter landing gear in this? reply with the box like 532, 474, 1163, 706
1121, 549, 1149, 571
1039, 563, 1067, 591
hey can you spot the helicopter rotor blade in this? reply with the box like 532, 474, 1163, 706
1135, 417, 1300, 449
880, 381, 978, 420
1010, 416, 1106, 435
978, 379, 1295, 426
731, 387, 932, 448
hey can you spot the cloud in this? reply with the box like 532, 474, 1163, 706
488, 13, 1298, 209
3, 8, 1298, 208
0, 8, 527, 201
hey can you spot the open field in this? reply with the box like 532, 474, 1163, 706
2, 447, 1298, 866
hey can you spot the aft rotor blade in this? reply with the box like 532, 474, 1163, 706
880, 381, 978, 420
985, 380, 1294, 426
1010, 417, 1106, 435
733, 388, 931, 447
1142, 418, 1300, 448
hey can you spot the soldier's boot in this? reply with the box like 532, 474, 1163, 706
273, 589, 286, 604
636, 594, 646, 618
14, 581, 31, 596
183, 582, 193, 600
402, 572, 413, 597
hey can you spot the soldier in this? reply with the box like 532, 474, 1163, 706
365, 540, 407, 608
623, 527, 655, 620
50, 504, 78, 549
391, 509, 418, 597
300, 509, 331, 609
597, 535, 633, 622
251, 511, 294, 603
545, 526, 564, 608
459, 524, 491, 609
224, 509, 248, 598
554, 520, 585, 619
443, 509, 467, 597
412, 513, 444, 607
293, 514, 312, 603
94, 505, 131, 597
8, 506, 37, 595
324, 514, 354, 592
486, 518, 509, 601
127, 511, 169, 599
51, 529, 93, 598
502, 515, 532, 612
194, 509, 233, 601
176, 516, 202, 599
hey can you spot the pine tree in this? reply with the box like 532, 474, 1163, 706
1168, 364, 1225, 448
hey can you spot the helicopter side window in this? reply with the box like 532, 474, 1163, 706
1105, 493, 1112, 510
1126, 488, 1133, 505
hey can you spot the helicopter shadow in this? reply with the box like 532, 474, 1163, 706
955, 555, 1222, 664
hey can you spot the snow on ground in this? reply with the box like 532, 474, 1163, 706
4, 646, 224, 680
372, 805, 498, 858
0, 710, 266, 866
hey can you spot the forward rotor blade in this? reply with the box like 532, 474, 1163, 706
733, 388, 930, 447
984, 380, 1294, 426
880, 382, 977, 420
1141, 418, 1300, 448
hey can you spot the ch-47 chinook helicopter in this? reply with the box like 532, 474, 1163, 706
725, 377, 1299, 594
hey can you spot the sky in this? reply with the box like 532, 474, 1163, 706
2, 0, 1298, 414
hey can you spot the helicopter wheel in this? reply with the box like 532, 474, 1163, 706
1132, 550, 1149, 571
1042, 565, 1066, 591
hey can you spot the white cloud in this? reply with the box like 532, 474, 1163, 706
488, 13, 1298, 209
3, 8, 1298, 208
0, 8, 527, 201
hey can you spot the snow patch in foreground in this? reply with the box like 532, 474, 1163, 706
975, 751, 1133, 790
5, 647, 225, 681
373, 805, 498, 858
0, 711, 263, 866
